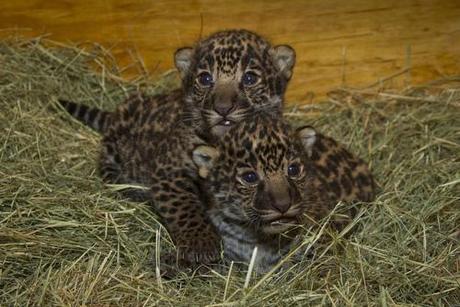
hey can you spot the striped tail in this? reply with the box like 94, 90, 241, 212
58, 99, 111, 133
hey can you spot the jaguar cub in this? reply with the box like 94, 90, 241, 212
59, 29, 296, 265
193, 113, 375, 273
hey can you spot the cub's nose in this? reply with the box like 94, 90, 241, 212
214, 102, 234, 116
271, 197, 291, 214
265, 176, 297, 214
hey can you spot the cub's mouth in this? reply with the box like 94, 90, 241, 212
260, 217, 299, 235
211, 119, 235, 136
217, 119, 234, 127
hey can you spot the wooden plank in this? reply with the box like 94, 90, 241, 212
1, 0, 459, 104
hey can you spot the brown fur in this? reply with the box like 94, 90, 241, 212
193, 113, 375, 272
59, 29, 296, 265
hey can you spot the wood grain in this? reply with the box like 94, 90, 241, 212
1, 0, 459, 104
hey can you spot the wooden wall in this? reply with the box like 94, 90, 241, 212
1, 0, 459, 104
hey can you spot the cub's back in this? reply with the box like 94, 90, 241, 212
310, 133, 375, 205
108, 89, 184, 137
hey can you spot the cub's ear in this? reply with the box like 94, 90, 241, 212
174, 47, 194, 78
192, 145, 220, 178
296, 125, 317, 157
271, 45, 296, 80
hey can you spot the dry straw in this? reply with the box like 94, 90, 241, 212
0, 37, 459, 306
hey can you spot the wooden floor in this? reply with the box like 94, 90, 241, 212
1, 0, 460, 104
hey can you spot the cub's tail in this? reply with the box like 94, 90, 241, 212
58, 99, 111, 133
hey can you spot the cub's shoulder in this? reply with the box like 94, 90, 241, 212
310, 132, 375, 203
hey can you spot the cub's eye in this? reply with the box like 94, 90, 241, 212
241, 171, 259, 184
242, 72, 259, 86
197, 72, 213, 87
287, 163, 302, 178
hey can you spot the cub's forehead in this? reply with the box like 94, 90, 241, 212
220, 118, 298, 162
199, 30, 270, 51
196, 30, 271, 69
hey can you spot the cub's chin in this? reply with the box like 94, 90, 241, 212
210, 120, 235, 137
260, 218, 299, 235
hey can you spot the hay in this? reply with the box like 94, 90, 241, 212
1, 37, 459, 306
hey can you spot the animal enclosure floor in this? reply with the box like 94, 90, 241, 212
0, 38, 459, 306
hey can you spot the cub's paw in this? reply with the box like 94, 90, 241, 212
163, 227, 221, 267
155, 232, 225, 278
178, 230, 221, 264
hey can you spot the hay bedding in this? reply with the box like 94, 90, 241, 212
0, 37, 459, 306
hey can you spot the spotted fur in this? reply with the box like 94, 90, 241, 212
193, 113, 375, 273
59, 29, 296, 265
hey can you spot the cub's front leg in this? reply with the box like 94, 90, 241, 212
150, 174, 221, 266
